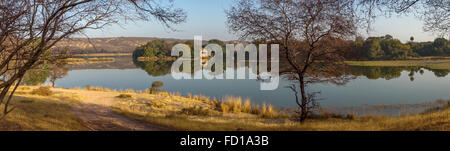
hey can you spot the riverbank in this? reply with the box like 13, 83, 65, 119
1, 86, 448, 131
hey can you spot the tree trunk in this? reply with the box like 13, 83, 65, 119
299, 75, 308, 122
0, 83, 13, 105
51, 79, 55, 88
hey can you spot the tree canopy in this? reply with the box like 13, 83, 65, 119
133, 40, 172, 58
351, 35, 449, 60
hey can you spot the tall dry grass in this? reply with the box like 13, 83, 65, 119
0, 87, 88, 130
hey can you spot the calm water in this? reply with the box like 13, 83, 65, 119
49, 58, 450, 108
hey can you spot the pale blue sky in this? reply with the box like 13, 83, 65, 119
85, 0, 436, 42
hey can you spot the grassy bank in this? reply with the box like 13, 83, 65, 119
109, 88, 450, 131
0, 87, 88, 131
72, 53, 132, 57
136, 56, 177, 61
345, 58, 450, 70
1, 86, 449, 131
66, 57, 116, 64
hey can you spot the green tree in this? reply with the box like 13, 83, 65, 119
363, 37, 383, 59
413, 38, 449, 56
432, 38, 449, 55
360, 35, 414, 60
133, 40, 172, 59
23, 64, 51, 86
379, 38, 411, 59
383, 34, 393, 40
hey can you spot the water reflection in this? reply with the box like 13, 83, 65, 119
345, 66, 450, 80
133, 59, 173, 76
47, 56, 450, 108
132, 57, 450, 82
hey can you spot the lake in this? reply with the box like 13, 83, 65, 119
50, 56, 450, 108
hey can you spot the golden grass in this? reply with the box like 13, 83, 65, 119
31, 86, 53, 96
65, 57, 115, 64
87, 57, 115, 62
2, 86, 448, 131
114, 107, 449, 131
65, 58, 86, 64
72, 53, 132, 57
0, 87, 88, 131
111, 89, 450, 131
137, 56, 177, 62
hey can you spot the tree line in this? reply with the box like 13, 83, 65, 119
350, 35, 450, 60
132, 39, 228, 60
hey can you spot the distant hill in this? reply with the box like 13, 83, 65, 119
54, 37, 244, 54
54, 37, 189, 54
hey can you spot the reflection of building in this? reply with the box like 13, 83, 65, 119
201, 58, 208, 67
201, 49, 209, 59
201, 49, 209, 67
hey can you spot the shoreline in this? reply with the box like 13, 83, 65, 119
2, 85, 448, 131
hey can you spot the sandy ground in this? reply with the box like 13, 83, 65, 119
54, 89, 169, 131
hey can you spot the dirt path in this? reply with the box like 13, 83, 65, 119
54, 89, 169, 131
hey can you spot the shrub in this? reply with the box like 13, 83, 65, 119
221, 96, 242, 113
260, 103, 277, 118
213, 96, 281, 117
85, 85, 94, 90
180, 106, 212, 116
151, 81, 164, 89
147, 101, 165, 108
242, 99, 252, 113
31, 86, 53, 96
220, 104, 230, 113
117, 94, 132, 99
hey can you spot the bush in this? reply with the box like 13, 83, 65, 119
242, 99, 252, 113
260, 103, 277, 118
116, 94, 132, 99
214, 96, 280, 118
221, 96, 242, 113
85, 85, 94, 90
152, 81, 164, 88
180, 106, 212, 116
31, 86, 53, 96
147, 101, 165, 108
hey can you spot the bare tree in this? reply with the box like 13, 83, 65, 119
358, 0, 450, 38
227, 0, 356, 122
0, 0, 186, 118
